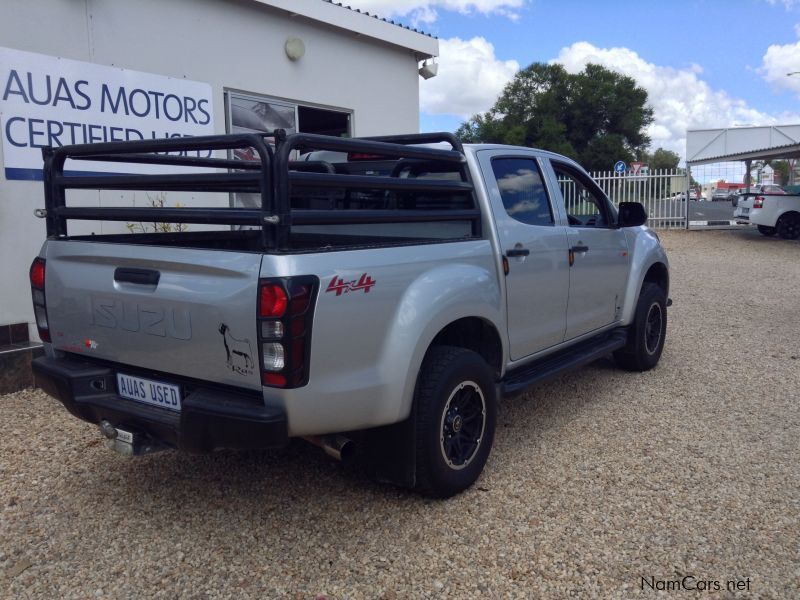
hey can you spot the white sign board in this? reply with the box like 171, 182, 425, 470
0, 46, 214, 180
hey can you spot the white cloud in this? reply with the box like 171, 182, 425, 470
552, 42, 800, 159
341, 0, 525, 25
760, 34, 800, 96
419, 36, 519, 118
765, 0, 800, 8
497, 168, 539, 194
417, 36, 800, 162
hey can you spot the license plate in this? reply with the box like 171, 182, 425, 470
116, 373, 181, 412
741, 207, 749, 214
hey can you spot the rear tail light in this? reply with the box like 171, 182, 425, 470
257, 277, 318, 388
29, 257, 50, 342
259, 284, 287, 318
753, 196, 764, 209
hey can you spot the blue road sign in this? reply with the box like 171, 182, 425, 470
614, 161, 626, 174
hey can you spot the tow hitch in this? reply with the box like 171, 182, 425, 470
99, 420, 165, 456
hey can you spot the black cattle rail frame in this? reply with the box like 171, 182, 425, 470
40, 130, 480, 251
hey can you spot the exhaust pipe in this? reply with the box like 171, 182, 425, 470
303, 434, 355, 462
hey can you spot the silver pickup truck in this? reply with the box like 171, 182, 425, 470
31, 131, 669, 497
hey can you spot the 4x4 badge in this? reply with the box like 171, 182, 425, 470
326, 273, 376, 296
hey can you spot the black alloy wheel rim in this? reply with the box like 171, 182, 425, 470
439, 381, 486, 470
782, 217, 800, 238
644, 303, 663, 355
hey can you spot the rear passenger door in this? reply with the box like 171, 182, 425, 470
477, 151, 570, 360
545, 160, 630, 340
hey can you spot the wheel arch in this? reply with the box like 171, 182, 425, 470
380, 261, 506, 425
642, 261, 669, 297
428, 317, 503, 378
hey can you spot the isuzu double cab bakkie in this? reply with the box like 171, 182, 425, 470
30, 131, 670, 497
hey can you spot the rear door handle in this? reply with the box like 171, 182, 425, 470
570, 245, 589, 253
114, 267, 160, 285
506, 248, 530, 257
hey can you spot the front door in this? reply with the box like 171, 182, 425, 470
478, 152, 570, 360
546, 160, 630, 340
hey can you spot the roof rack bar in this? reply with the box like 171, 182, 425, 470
43, 131, 479, 248
281, 133, 465, 163
44, 133, 276, 247
49, 133, 273, 158
273, 130, 470, 251
291, 209, 481, 225
73, 153, 262, 170
288, 171, 473, 192
55, 206, 266, 225
55, 172, 261, 193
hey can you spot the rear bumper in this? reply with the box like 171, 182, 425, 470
32, 356, 288, 453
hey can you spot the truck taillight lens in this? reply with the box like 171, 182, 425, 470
257, 277, 318, 388
262, 343, 285, 371
29, 257, 50, 342
259, 284, 287, 318
753, 196, 764, 209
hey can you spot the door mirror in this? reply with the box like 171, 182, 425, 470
618, 202, 647, 227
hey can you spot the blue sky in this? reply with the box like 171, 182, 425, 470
348, 0, 800, 160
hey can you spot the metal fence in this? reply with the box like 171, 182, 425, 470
590, 169, 688, 229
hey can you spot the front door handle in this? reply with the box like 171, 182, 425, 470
506, 248, 530, 257
570, 245, 589, 253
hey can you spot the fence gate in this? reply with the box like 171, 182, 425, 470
591, 169, 688, 230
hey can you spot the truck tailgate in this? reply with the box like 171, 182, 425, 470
43, 240, 263, 390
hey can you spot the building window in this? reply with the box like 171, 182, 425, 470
225, 91, 350, 140
224, 91, 351, 213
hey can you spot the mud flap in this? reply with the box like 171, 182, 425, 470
362, 406, 417, 489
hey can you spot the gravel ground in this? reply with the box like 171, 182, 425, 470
2, 228, 799, 599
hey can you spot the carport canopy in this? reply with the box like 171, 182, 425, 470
686, 124, 800, 166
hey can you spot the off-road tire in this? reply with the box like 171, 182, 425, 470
776, 213, 800, 240
613, 283, 667, 372
413, 346, 496, 498
757, 225, 777, 237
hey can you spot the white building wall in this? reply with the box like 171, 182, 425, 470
0, 0, 426, 330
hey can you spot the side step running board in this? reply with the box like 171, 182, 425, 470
501, 330, 628, 398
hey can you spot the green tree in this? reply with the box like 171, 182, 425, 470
638, 147, 680, 171
456, 62, 654, 171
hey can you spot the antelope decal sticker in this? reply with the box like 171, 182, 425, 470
218, 323, 254, 376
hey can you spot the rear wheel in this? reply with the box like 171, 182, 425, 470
757, 225, 777, 237
413, 346, 496, 498
614, 283, 667, 372
776, 213, 800, 240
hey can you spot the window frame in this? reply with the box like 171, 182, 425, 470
490, 155, 556, 228
550, 160, 618, 229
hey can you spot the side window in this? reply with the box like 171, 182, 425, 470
552, 164, 610, 228
491, 157, 554, 227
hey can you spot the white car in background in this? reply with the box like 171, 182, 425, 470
674, 190, 699, 201
734, 189, 800, 239
731, 185, 785, 208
